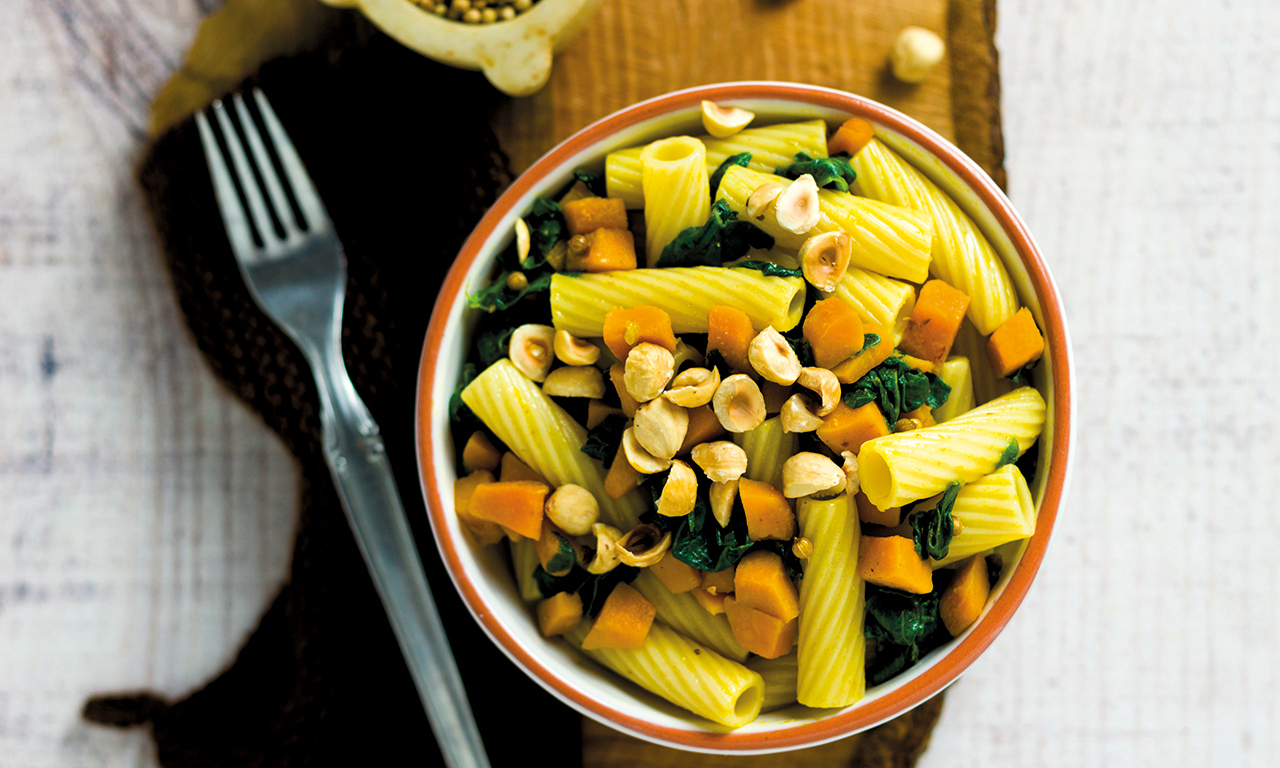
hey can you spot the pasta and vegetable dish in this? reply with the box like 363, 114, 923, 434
447, 105, 1047, 729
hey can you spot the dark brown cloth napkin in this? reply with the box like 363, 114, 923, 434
83, 22, 582, 767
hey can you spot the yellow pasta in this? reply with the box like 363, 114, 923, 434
631, 571, 749, 662
858, 386, 1046, 510
851, 138, 1018, 335
460, 359, 645, 529
931, 464, 1036, 569
745, 653, 799, 713
641, 136, 711, 266
822, 266, 917, 346
796, 495, 866, 708
933, 357, 976, 422
717, 165, 933, 283
549, 267, 805, 337
510, 539, 543, 603
567, 621, 765, 729
606, 120, 829, 208
950, 319, 1012, 406
734, 416, 796, 490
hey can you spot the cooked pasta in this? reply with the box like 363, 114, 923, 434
567, 621, 766, 729
745, 653, 799, 713
549, 267, 805, 336
735, 416, 796, 490
461, 359, 645, 529
631, 570, 749, 662
606, 120, 829, 208
510, 539, 543, 603
933, 357, 976, 422
931, 464, 1035, 569
640, 136, 711, 265
716, 165, 933, 283
822, 266, 917, 345
858, 386, 1046, 510
851, 138, 1018, 335
796, 495, 866, 708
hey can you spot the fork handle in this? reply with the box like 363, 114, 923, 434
311, 348, 491, 768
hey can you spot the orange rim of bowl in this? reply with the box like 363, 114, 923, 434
417, 82, 1072, 752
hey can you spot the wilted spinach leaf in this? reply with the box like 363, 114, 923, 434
641, 476, 754, 573
579, 565, 640, 617
864, 577, 952, 686
526, 197, 566, 257
843, 357, 951, 424
1008, 358, 1040, 385
449, 362, 481, 431
466, 270, 554, 313
573, 169, 607, 197
730, 260, 803, 278
580, 414, 628, 468
656, 200, 774, 268
709, 152, 752, 198
476, 327, 516, 368
775, 152, 858, 192
545, 534, 577, 576
995, 437, 1020, 469
909, 481, 960, 561
534, 564, 587, 598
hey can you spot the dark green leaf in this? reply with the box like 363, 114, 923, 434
909, 481, 960, 561
860, 333, 881, 353
449, 362, 481, 431
730, 260, 803, 278
1008, 358, 1040, 385
709, 152, 752, 198
476, 327, 516, 368
527, 198, 566, 256
863, 578, 953, 686
641, 476, 754, 573
580, 414, 628, 468
466, 270, 555, 313
775, 152, 858, 192
985, 554, 1003, 587
535, 564, 587, 598
546, 535, 577, 576
842, 357, 951, 424
704, 348, 730, 375
995, 437, 1020, 469
656, 200, 774, 268
573, 169, 607, 197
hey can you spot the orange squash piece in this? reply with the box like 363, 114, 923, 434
461, 431, 501, 473
987, 307, 1045, 378
899, 280, 971, 366
734, 550, 799, 621
706, 305, 756, 373
562, 196, 628, 235
723, 596, 798, 659
581, 228, 637, 273
500, 452, 547, 485
678, 404, 727, 455
831, 325, 895, 384
827, 117, 876, 157
650, 551, 701, 594
453, 470, 505, 546
468, 480, 549, 540
738, 477, 795, 541
855, 490, 901, 528
602, 306, 678, 360
607, 364, 641, 418
701, 566, 736, 596
603, 441, 643, 500
898, 354, 935, 373
586, 399, 624, 429
803, 297, 865, 369
857, 535, 933, 594
816, 401, 891, 455
535, 520, 577, 577
580, 582, 656, 650
939, 555, 992, 636
537, 591, 584, 637
691, 587, 729, 615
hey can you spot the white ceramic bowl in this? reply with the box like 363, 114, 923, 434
416, 82, 1074, 753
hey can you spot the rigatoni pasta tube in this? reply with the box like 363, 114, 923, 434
566, 621, 765, 729
717, 165, 933, 283
641, 137, 711, 266
851, 138, 1018, 335
796, 494, 866, 708
951, 319, 1012, 406
606, 120, 828, 208
461, 359, 644, 529
746, 653, 798, 713
550, 267, 805, 336
933, 356, 976, 422
734, 416, 796, 490
931, 464, 1035, 569
822, 266, 917, 346
858, 386, 1046, 509
630, 570, 749, 662
509, 539, 543, 603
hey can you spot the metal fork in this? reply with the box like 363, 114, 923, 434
195, 90, 490, 768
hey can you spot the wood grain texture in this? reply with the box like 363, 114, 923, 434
493, 0, 954, 174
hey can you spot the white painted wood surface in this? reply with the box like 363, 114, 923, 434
2, 1, 1277, 766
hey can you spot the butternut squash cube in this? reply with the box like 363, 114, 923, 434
816, 401, 891, 455
855, 491, 901, 528
453, 470, 504, 546
537, 591, 584, 637
803, 297, 864, 369
649, 552, 701, 594
733, 550, 799, 621
468, 480, 549, 540
940, 555, 992, 636
987, 307, 1045, 378
738, 477, 795, 541
723, 596, 798, 659
562, 196, 628, 235
857, 535, 933, 594
580, 583, 656, 650
500, 452, 548, 484
462, 431, 501, 473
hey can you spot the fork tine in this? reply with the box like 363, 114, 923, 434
252, 89, 332, 233
232, 93, 299, 243
211, 99, 281, 256
195, 111, 259, 259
